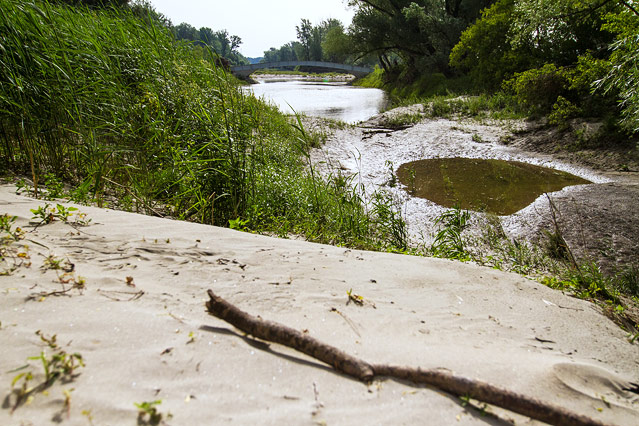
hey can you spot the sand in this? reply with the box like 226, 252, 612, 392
1, 184, 638, 425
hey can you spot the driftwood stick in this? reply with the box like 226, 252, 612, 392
205, 290, 606, 426
206, 290, 374, 380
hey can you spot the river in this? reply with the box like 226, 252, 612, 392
246, 76, 386, 123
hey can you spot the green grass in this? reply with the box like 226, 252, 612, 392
0, 0, 406, 252
356, 68, 525, 120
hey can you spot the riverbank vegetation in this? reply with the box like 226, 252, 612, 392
0, 0, 408, 251
261, 18, 373, 66
350, 0, 639, 136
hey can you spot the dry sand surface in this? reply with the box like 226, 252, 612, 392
1, 184, 638, 425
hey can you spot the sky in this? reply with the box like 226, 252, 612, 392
149, 1, 356, 58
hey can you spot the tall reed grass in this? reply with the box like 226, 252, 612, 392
0, 0, 407, 251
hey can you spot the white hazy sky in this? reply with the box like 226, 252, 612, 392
149, 1, 356, 58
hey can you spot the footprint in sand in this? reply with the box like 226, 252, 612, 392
552, 362, 639, 411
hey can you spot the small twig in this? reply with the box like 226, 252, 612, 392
97, 289, 144, 301
27, 288, 73, 300
546, 193, 578, 268
311, 382, 323, 416
330, 307, 361, 337
206, 290, 607, 426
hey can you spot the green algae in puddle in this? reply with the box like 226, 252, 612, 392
396, 158, 590, 215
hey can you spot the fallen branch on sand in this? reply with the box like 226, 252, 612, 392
206, 290, 606, 426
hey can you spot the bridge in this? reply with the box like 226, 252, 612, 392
231, 61, 373, 78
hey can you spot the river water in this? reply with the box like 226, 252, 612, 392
246, 76, 386, 123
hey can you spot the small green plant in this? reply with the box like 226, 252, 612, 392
229, 217, 249, 231
15, 178, 29, 195
68, 179, 93, 204
428, 97, 453, 117
407, 166, 416, 193
30, 205, 53, 224
544, 229, 572, 261
0, 214, 25, 243
371, 190, 408, 251
381, 112, 422, 128
0, 213, 16, 233
385, 160, 397, 187
471, 133, 484, 143
548, 262, 617, 301
135, 400, 171, 425
42, 254, 72, 271
506, 239, 548, 275
615, 265, 639, 297
30, 203, 90, 226
431, 206, 471, 261
43, 173, 66, 200
54, 204, 76, 222
1, 214, 29, 275
9, 331, 85, 413
347, 288, 365, 306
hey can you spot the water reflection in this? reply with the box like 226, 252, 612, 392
245, 78, 386, 124
397, 158, 591, 215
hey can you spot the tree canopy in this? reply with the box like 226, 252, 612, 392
449, 0, 639, 130
347, 0, 492, 76
171, 23, 248, 65
261, 18, 364, 65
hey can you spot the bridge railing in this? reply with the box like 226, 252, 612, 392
231, 61, 373, 78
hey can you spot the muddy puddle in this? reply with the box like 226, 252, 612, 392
396, 158, 591, 215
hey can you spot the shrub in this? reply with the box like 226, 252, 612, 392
548, 96, 582, 128
503, 63, 569, 114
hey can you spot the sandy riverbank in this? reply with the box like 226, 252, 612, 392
1, 184, 638, 425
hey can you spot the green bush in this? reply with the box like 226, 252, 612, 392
503, 64, 569, 114
548, 96, 582, 128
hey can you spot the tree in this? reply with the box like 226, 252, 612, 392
261, 42, 300, 63
280, 42, 298, 61
173, 23, 198, 41
197, 27, 215, 47
597, 6, 639, 131
230, 35, 242, 53
449, 0, 532, 88
296, 18, 313, 60
309, 27, 324, 60
347, 0, 491, 77
263, 48, 280, 63
322, 23, 353, 62
171, 23, 247, 65
508, 0, 620, 65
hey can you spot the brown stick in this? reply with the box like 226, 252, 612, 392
206, 290, 607, 426
206, 290, 374, 380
